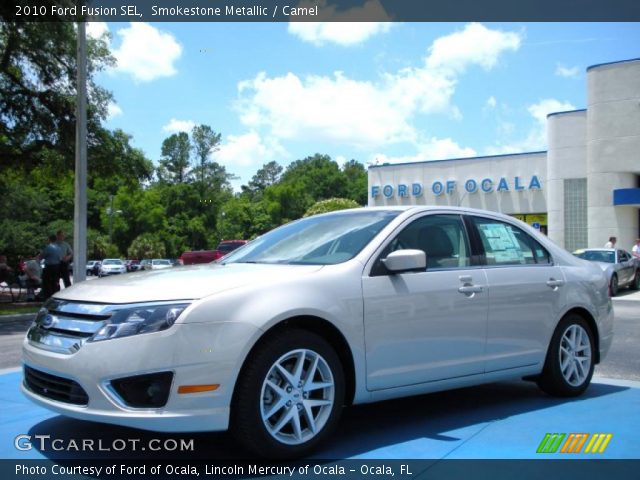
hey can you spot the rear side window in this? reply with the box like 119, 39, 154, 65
471, 217, 551, 266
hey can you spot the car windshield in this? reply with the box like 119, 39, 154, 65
222, 210, 399, 266
153, 260, 171, 265
103, 259, 122, 265
574, 250, 615, 263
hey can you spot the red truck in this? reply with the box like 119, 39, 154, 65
178, 240, 248, 265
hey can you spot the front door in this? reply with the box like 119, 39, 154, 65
363, 214, 489, 391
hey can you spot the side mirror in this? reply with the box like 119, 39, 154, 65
382, 249, 426, 274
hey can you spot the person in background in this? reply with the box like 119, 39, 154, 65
56, 230, 73, 288
19, 254, 42, 301
632, 238, 640, 259
604, 236, 617, 248
39, 234, 62, 299
0, 254, 16, 285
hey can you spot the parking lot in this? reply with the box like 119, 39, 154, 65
0, 294, 638, 461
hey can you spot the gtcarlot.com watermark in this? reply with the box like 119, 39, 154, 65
14, 434, 194, 452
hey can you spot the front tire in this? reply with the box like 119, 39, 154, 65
632, 270, 640, 291
231, 329, 345, 459
610, 274, 619, 296
537, 314, 595, 397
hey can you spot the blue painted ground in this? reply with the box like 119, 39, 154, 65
1, 370, 638, 460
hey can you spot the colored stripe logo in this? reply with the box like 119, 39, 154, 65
537, 433, 612, 454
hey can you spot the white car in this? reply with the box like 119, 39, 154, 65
151, 259, 173, 270
98, 258, 126, 277
22, 207, 613, 458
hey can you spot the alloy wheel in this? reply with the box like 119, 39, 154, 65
260, 349, 335, 446
559, 324, 592, 387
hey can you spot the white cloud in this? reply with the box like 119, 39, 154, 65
237, 23, 523, 151
527, 98, 576, 124
106, 102, 123, 120
288, 0, 392, 46
335, 155, 347, 168
112, 23, 182, 82
162, 118, 195, 133
555, 63, 581, 78
426, 23, 522, 74
485, 96, 497, 109
216, 132, 287, 168
485, 98, 576, 154
372, 137, 477, 165
86, 22, 109, 41
288, 22, 392, 47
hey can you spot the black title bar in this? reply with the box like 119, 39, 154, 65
2, 0, 640, 22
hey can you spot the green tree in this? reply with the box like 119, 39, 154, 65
304, 198, 360, 217
281, 154, 347, 201
0, 18, 114, 170
158, 132, 191, 184
191, 124, 221, 193
342, 159, 368, 205
241, 161, 283, 199
128, 233, 166, 259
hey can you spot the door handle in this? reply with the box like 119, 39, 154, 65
546, 278, 565, 289
458, 285, 484, 294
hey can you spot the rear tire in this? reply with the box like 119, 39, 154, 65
231, 329, 345, 459
537, 314, 595, 397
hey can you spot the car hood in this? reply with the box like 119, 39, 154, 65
54, 263, 323, 304
591, 261, 613, 273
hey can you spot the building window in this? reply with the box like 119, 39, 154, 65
564, 178, 587, 251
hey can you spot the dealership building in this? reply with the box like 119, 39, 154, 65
368, 58, 640, 253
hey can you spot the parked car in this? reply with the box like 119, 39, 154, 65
151, 259, 173, 270
98, 258, 126, 277
22, 207, 613, 458
85, 260, 100, 276
213, 240, 248, 261
124, 259, 140, 272
573, 248, 640, 295
139, 259, 152, 271
179, 241, 248, 265
178, 250, 216, 265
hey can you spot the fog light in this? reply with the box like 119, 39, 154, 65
110, 372, 173, 408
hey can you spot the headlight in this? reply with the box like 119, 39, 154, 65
89, 303, 190, 342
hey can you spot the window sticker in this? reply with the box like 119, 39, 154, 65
479, 223, 525, 264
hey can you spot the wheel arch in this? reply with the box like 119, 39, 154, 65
230, 315, 357, 411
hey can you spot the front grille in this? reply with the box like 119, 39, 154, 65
24, 366, 89, 406
27, 300, 113, 354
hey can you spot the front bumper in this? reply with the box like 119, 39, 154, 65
22, 321, 259, 432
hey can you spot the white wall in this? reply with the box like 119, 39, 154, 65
587, 59, 640, 251
546, 110, 587, 248
368, 153, 547, 215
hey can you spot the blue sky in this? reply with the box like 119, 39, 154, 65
89, 22, 640, 189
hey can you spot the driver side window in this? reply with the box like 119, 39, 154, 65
372, 214, 471, 275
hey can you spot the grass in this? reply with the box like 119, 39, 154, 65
0, 304, 41, 316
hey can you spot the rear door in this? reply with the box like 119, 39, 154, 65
467, 215, 565, 372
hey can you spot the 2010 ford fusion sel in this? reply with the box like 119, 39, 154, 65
22, 207, 613, 458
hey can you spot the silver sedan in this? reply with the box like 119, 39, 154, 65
23, 207, 613, 458
573, 248, 640, 296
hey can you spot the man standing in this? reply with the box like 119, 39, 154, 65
40, 234, 62, 299
632, 238, 640, 259
56, 230, 73, 288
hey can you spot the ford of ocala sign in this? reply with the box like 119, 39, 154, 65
371, 175, 542, 199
